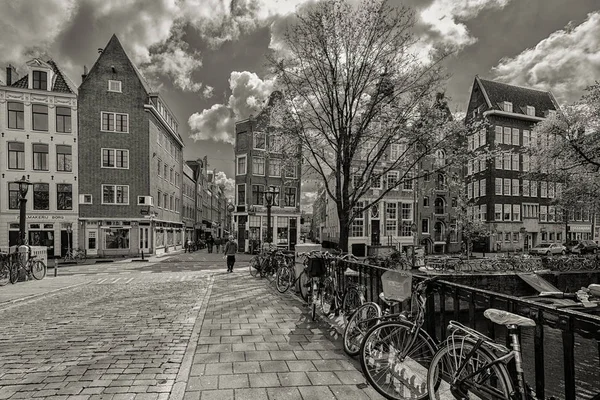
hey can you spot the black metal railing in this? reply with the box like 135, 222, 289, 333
333, 259, 600, 400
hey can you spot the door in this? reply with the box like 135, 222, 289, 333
86, 229, 98, 255
289, 218, 297, 251
139, 227, 150, 253
371, 220, 380, 246
60, 230, 73, 257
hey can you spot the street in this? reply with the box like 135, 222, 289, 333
0, 251, 382, 400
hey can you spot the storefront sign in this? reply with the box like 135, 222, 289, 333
568, 224, 592, 233
16, 215, 66, 220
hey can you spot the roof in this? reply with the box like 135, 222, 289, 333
476, 77, 558, 118
9, 59, 76, 94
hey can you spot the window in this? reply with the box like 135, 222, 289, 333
401, 203, 413, 220
253, 157, 265, 175
32, 104, 48, 131
252, 184, 264, 206
170, 168, 174, 184
8, 142, 25, 169
435, 150, 446, 167
474, 132, 480, 149
237, 184, 246, 205
102, 185, 129, 204
473, 180, 479, 198
468, 182, 473, 199
157, 160, 162, 177
421, 218, 429, 234
511, 153, 519, 171
163, 193, 168, 209
269, 158, 282, 177
526, 106, 535, 116
33, 71, 48, 90
101, 112, 129, 132
169, 195, 173, 211
424, 171, 430, 182
522, 154, 529, 172
522, 180, 530, 197
479, 128, 486, 146
108, 80, 122, 92
495, 126, 503, 144
548, 206, 555, 222
479, 158, 486, 172
157, 190, 162, 207
102, 149, 129, 169
530, 131, 538, 147
480, 204, 487, 221
468, 135, 473, 151
371, 173, 382, 189
284, 187, 297, 207
8, 183, 20, 210
503, 153, 511, 170
512, 128, 519, 146
164, 164, 168, 179
351, 202, 364, 237
434, 198, 444, 215
423, 196, 429, 207
523, 130, 530, 147
531, 181, 538, 197
33, 143, 49, 171
503, 204, 511, 221
387, 171, 399, 190
7, 102, 24, 129
105, 228, 130, 249
269, 186, 280, 206
495, 178, 502, 195
437, 173, 446, 190
480, 179, 486, 197
503, 102, 513, 112
503, 179, 511, 196
495, 155, 502, 169
33, 183, 49, 210
284, 164, 297, 178
57, 184, 72, 210
402, 172, 414, 190
503, 127, 511, 145
254, 132, 266, 150
56, 107, 72, 133
468, 160, 473, 175
540, 206, 547, 222
390, 144, 401, 159
386, 203, 397, 235
237, 155, 247, 175
512, 179, 519, 196
270, 135, 283, 153
512, 204, 520, 221
540, 182, 547, 198
495, 204, 502, 221
548, 182, 555, 198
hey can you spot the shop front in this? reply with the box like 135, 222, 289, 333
236, 212, 300, 253
567, 223, 593, 241
153, 221, 184, 256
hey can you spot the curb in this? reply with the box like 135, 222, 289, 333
0, 281, 89, 310
169, 273, 215, 400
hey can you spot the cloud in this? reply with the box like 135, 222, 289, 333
491, 12, 600, 104
188, 71, 276, 144
214, 171, 235, 198
203, 85, 215, 99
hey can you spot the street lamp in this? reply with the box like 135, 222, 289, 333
227, 202, 235, 238
12, 176, 32, 246
264, 189, 277, 244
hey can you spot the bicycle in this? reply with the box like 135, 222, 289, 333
0, 252, 10, 286
249, 246, 283, 281
10, 253, 47, 283
351, 275, 441, 399
275, 252, 311, 301
301, 250, 336, 321
427, 308, 541, 399
63, 247, 87, 263
319, 253, 366, 319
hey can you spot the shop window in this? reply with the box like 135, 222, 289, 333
105, 228, 130, 249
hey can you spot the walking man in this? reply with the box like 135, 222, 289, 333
215, 236, 221, 253
207, 236, 214, 253
223, 235, 238, 273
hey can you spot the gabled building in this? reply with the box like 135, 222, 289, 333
233, 92, 302, 252
464, 76, 562, 252
78, 34, 184, 257
0, 59, 79, 257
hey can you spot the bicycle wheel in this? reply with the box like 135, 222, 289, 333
341, 286, 364, 320
31, 260, 47, 280
321, 277, 335, 316
276, 266, 293, 293
343, 302, 381, 356
427, 339, 513, 400
360, 320, 437, 400
9, 263, 20, 284
0, 263, 9, 286
299, 269, 310, 301
249, 257, 260, 277
76, 252, 86, 263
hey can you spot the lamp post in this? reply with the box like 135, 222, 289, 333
227, 202, 235, 238
12, 176, 32, 246
264, 189, 277, 244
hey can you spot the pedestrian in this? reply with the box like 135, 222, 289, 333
215, 236, 221, 253
223, 235, 238, 273
207, 236, 214, 253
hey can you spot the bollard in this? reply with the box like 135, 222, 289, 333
54, 257, 58, 277
141, 250, 145, 261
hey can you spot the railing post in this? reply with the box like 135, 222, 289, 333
440, 284, 447, 339
426, 285, 436, 341
561, 316, 576, 400
533, 309, 545, 400
468, 292, 476, 329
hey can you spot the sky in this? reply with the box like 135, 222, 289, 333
2, 0, 600, 209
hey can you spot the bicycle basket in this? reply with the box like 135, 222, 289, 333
307, 257, 327, 278
381, 270, 412, 302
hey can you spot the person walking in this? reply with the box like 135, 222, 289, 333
215, 236, 222, 253
207, 236, 214, 253
223, 235, 238, 273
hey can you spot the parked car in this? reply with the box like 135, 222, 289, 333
529, 243, 566, 256
566, 240, 598, 255
564, 240, 580, 253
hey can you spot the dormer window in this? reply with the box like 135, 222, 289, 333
33, 71, 47, 90
503, 102, 513, 113
108, 80, 122, 92
526, 106, 535, 116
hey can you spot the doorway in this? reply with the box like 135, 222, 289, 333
86, 229, 98, 255
371, 220, 381, 246
139, 226, 150, 254
60, 230, 73, 257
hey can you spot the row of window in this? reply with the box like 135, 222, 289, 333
237, 184, 298, 207
7, 142, 72, 171
253, 132, 285, 153
7, 102, 72, 132
467, 179, 487, 199
157, 159, 179, 187
467, 203, 564, 223
156, 190, 180, 213
156, 127, 181, 160
100, 112, 129, 133
8, 183, 72, 210
493, 179, 561, 198
182, 204, 195, 220
102, 148, 129, 169
236, 155, 297, 178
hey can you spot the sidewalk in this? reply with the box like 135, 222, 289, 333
0, 275, 89, 308
178, 269, 383, 400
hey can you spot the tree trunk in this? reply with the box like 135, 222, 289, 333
338, 213, 350, 253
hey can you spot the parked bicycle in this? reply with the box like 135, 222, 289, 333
0, 252, 10, 286
427, 309, 539, 399
10, 252, 47, 283
249, 245, 292, 281
320, 252, 366, 320
275, 251, 310, 301
63, 247, 87, 263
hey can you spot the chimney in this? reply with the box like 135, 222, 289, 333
6, 64, 17, 86
81, 65, 88, 83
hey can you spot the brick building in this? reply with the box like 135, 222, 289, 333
182, 163, 195, 242
78, 34, 184, 257
0, 59, 79, 257
233, 92, 302, 252
464, 76, 563, 252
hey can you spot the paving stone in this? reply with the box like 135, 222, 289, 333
333, 371, 368, 385
200, 391, 233, 400
285, 361, 316, 372
219, 352, 245, 363
247, 373, 280, 388
297, 386, 336, 400
244, 351, 271, 361
306, 371, 343, 385
268, 351, 296, 361
276, 372, 311, 386
313, 360, 355, 372
218, 374, 249, 389
232, 362, 260, 374
232, 388, 268, 400
330, 385, 373, 400
204, 363, 233, 376
265, 387, 303, 400
292, 350, 321, 360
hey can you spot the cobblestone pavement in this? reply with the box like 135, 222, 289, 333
0, 271, 212, 400
181, 270, 383, 400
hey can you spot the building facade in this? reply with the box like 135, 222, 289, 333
78, 34, 184, 257
182, 163, 195, 242
465, 76, 563, 252
0, 59, 79, 257
233, 92, 302, 252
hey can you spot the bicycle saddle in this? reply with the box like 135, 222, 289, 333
484, 309, 536, 327
378, 292, 400, 306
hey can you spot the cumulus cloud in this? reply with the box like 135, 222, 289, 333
189, 71, 276, 144
491, 12, 600, 104
203, 85, 215, 99
214, 171, 235, 198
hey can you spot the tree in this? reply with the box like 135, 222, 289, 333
268, 0, 469, 252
